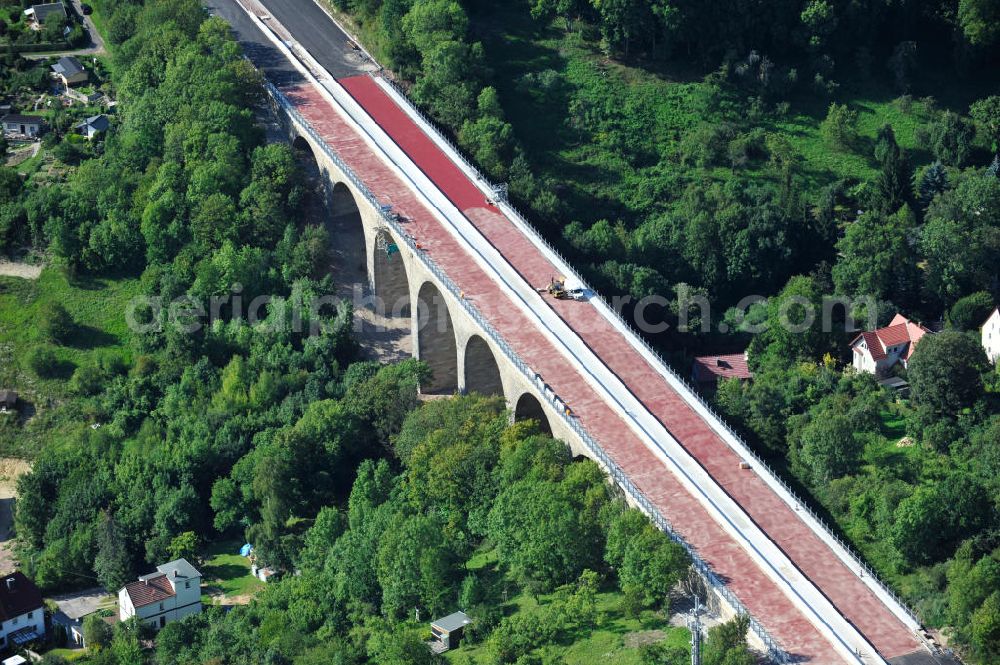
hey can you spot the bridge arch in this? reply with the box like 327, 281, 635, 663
463, 335, 503, 397
416, 281, 458, 394
373, 229, 411, 318
327, 182, 368, 300
513, 392, 552, 436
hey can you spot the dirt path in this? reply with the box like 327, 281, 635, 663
0, 458, 32, 575
0, 261, 43, 280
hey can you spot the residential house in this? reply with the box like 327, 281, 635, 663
430, 611, 472, 652
692, 352, 753, 389
982, 307, 1000, 365
0, 115, 43, 140
0, 391, 16, 413
23, 2, 65, 27
74, 114, 109, 139
0, 573, 46, 651
51, 56, 88, 87
850, 313, 931, 376
118, 559, 202, 630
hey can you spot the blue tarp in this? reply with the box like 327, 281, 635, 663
240, 543, 253, 557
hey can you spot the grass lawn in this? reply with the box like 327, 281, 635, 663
444, 588, 690, 665
200, 539, 264, 602
0, 266, 140, 456
45, 647, 89, 661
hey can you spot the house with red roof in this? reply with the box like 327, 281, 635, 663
0, 572, 46, 651
118, 559, 202, 630
850, 313, 931, 376
692, 352, 753, 389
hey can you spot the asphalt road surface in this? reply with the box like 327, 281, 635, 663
205, 0, 373, 81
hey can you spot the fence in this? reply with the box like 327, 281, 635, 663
267, 81, 794, 664
371, 71, 923, 633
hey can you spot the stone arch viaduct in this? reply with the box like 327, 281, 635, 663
221, 3, 938, 664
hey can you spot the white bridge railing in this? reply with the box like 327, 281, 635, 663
267, 81, 793, 664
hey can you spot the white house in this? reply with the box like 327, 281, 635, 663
0, 573, 46, 651
982, 307, 1000, 365
850, 313, 931, 376
1, 114, 43, 140
119, 559, 202, 630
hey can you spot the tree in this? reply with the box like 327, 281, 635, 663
111, 621, 145, 664
949, 291, 995, 331
917, 161, 949, 207
167, 531, 200, 563
930, 112, 975, 167
797, 414, 863, 485
401, 0, 468, 54
958, 0, 1000, 49
972, 591, 1000, 660
832, 208, 919, 306
93, 512, 134, 592
908, 331, 988, 418
488, 477, 604, 592
606, 508, 688, 608
970, 96, 1000, 153
820, 103, 858, 151
872, 124, 909, 213
83, 613, 113, 649
887, 41, 917, 93
702, 615, 755, 665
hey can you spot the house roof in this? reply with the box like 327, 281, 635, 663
1, 114, 43, 126
75, 114, 109, 132
155, 558, 201, 581
52, 56, 85, 78
26, 2, 66, 21
0, 572, 44, 622
431, 611, 472, 633
123, 574, 175, 608
0, 390, 17, 406
850, 313, 930, 362
692, 353, 752, 383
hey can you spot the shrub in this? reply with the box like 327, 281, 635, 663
69, 364, 103, 396
25, 345, 61, 378
40, 301, 75, 344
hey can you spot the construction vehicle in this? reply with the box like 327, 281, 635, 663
539, 276, 585, 301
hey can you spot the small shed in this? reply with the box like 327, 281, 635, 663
430, 611, 472, 651
0, 390, 17, 412
3, 655, 28, 665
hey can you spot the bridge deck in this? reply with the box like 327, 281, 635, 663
280, 71, 914, 662
337, 74, 921, 662
217, 0, 925, 657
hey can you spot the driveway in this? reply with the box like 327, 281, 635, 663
24, 0, 106, 60
50, 587, 113, 620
